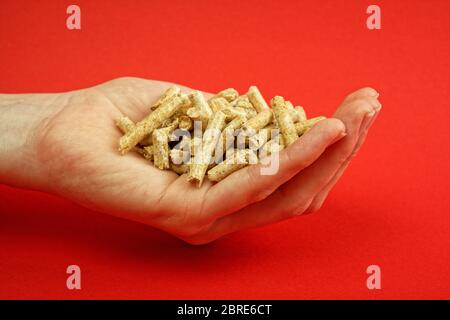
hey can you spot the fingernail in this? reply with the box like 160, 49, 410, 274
374, 101, 382, 111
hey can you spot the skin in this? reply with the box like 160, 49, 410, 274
0, 77, 381, 244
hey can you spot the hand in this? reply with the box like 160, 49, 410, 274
0, 77, 381, 244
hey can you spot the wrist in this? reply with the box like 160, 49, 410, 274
0, 93, 68, 190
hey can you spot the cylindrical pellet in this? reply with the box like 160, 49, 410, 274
152, 129, 170, 170
207, 149, 251, 182
188, 111, 227, 186
151, 86, 181, 110
118, 94, 186, 154
271, 96, 298, 146
247, 86, 270, 113
295, 116, 326, 135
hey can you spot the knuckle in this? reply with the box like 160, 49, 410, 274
248, 186, 272, 203
284, 147, 309, 171
253, 189, 272, 202
243, 167, 273, 202
283, 146, 295, 163
245, 165, 258, 182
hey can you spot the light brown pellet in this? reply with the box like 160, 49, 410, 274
170, 163, 190, 175
118, 94, 187, 154
213, 88, 239, 102
295, 116, 327, 135
190, 90, 213, 130
241, 109, 273, 134
260, 135, 286, 158
188, 111, 227, 186
178, 115, 193, 131
215, 116, 246, 162
248, 124, 278, 149
151, 86, 181, 110
293, 106, 307, 122
115, 116, 135, 134
247, 86, 270, 113
271, 96, 298, 146
152, 129, 170, 170
207, 149, 251, 182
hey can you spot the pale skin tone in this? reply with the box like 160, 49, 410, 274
0, 77, 381, 244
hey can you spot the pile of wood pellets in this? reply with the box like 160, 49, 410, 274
116, 86, 325, 187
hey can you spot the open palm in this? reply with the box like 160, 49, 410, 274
34, 77, 381, 244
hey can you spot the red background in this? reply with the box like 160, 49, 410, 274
0, 0, 449, 299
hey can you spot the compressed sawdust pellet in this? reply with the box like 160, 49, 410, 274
151, 86, 181, 110
152, 129, 170, 170
118, 94, 188, 154
116, 116, 135, 134
271, 96, 298, 146
295, 116, 326, 135
188, 110, 227, 186
212, 88, 239, 102
189, 90, 213, 130
207, 149, 252, 182
247, 86, 270, 113
242, 109, 273, 134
